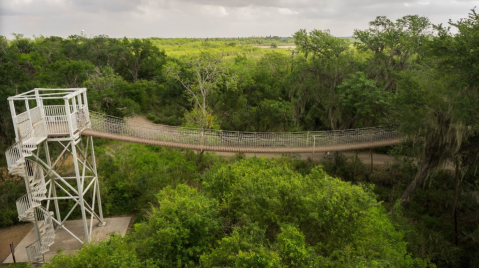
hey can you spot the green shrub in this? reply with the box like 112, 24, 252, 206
276, 224, 315, 267
43, 234, 153, 268
95, 143, 201, 216
203, 158, 429, 267
146, 113, 156, 121
200, 223, 281, 267
0, 172, 26, 228
132, 184, 222, 267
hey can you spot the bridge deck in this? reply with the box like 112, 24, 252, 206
81, 129, 402, 153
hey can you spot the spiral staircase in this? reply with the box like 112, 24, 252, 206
6, 130, 55, 264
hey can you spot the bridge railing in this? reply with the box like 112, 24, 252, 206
89, 112, 400, 149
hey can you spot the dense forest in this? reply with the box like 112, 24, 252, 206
1, 9, 479, 268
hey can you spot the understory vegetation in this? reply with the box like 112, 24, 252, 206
1, 8, 479, 268
42, 144, 432, 268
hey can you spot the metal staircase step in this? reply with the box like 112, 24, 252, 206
19, 211, 36, 222
10, 171, 26, 177
31, 191, 46, 196
31, 184, 46, 191
29, 178, 43, 184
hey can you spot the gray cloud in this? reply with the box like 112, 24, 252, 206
71, 0, 147, 13
1, 0, 478, 38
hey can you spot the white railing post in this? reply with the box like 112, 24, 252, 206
71, 95, 78, 132
36, 89, 48, 138
24, 99, 35, 138
64, 98, 74, 137
72, 95, 77, 114
9, 98, 19, 142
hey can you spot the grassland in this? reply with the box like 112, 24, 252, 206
150, 37, 296, 60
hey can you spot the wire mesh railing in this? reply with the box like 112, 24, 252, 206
30, 106, 42, 124
5, 140, 24, 170
16, 110, 30, 125
35, 207, 55, 252
33, 120, 47, 140
16, 193, 41, 221
26, 239, 44, 264
88, 112, 401, 150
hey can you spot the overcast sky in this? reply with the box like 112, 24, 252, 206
1, 0, 478, 38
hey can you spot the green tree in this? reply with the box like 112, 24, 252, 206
394, 10, 479, 207
118, 38, 166, 82
43, 234, 151, 268
132, 185, 221, 267
40, 59, 95, 87
165, 53, 231, 130
200, 223, 282, 267
203, 158, 427, 267
337, 71, 392, 127
292, 29, 359, 131
353, 15, 432, 91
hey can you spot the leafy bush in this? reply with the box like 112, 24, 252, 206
132, 185, 222, 267
203, 158, 429, 267
42, 157, 434, 267
200, 223, 282, 267
43, 234, 152, 268
95, 143, 203, 216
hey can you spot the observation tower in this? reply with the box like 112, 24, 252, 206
5, 88, 105, 264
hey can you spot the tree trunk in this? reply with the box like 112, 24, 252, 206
332, 151, 340, 165
453, 159, 460, 245
400, 153, 440, 207
196, 150, 205, 165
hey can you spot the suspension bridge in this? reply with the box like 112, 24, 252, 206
5, 88, 402, 264
83, 112, 402, 153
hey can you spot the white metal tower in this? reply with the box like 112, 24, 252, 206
5, 88, 105, 264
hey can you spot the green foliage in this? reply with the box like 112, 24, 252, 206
338, 71, 392, 126
42, 155, 442, 267
294, 29, 349, 59
276, 224, 314, 267
43, 234, 152, 268
39, 59, 95, 87
200, 223, 282, 267
353, 15, 431, 91
1, 10, 479, 267
95, 143, 204, 216
325, 153, 479, 267
291, 28, 360, 130
165, 52, 232, 130
203, 158, 424, 267
0, 171, 26, 227
319, 152, 371, 183
132, 185, 221, 267
150, 36, 294, 59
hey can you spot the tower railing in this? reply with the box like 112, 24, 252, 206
25, 240, 43, 264
16, 193, 41, 220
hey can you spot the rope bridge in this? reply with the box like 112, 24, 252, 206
81, 112, 402, 153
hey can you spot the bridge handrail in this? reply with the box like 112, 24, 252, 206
88, 111, 400, 149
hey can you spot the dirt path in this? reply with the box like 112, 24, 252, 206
212, 151, 396, 165
0, 223, 33, 264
